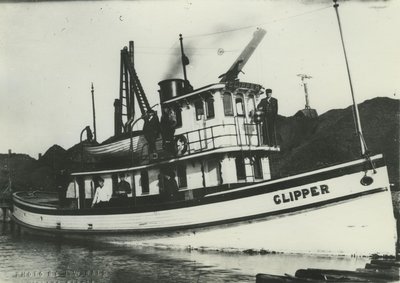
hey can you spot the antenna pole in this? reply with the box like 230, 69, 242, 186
297, 74, 312, 109
91, 82, 97, 142
333, 0, 366, 155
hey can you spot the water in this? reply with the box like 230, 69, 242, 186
0, 222, 370, 283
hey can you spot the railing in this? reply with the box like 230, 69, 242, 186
138, 121, 261, 162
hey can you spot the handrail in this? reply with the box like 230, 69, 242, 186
139, 122, 260, 161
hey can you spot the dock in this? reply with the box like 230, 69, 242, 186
256, 259, 400, 282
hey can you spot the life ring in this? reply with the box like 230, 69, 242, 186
174, 135, 188, 156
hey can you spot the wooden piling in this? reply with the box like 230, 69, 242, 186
1, 207, 6, 222
0, 200, 12, 222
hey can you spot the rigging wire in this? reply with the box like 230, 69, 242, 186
132, 5, 332, 54
185, 5, 332, 39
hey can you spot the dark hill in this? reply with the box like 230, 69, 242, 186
273, 97, 399, 187
0, 153, 36, 193
38, 144, 68, 170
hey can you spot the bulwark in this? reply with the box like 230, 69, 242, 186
273, 184, 329, 205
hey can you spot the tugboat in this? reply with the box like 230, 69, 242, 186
11, 13, 397, 256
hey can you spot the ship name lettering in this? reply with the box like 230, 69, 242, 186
273, 184, 330, 205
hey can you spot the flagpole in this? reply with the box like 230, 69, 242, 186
179, 34, 188, 82
91, 82, 97, 142
333, 0, 366, 156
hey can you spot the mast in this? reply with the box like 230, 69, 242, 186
91, 82, 97, 142
333, 0, 367, 156
179, 34, 189, 82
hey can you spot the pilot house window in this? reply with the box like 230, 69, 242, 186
205, 97, 215, 119
247, 94, 255, 119
223, 92, 234, 116
194, 100, 204, 121
174, 107, 182, 128
235, 94, 245, 117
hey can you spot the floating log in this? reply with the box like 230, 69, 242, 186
354, 267, 399, 281
256, 272, 377, 282
369, 259, 400, 268
256, 273, 322, 283
365, 263, 393, 270
256, 259, 400, 283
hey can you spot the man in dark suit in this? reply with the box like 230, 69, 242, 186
143, 110, 160, 154
257, 88, 278, 146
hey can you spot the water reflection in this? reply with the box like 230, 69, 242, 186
0, 222, 369, 282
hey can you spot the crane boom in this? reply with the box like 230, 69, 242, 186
219, 28, 267, 82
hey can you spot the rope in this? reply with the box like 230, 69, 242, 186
185, 5, 332, 39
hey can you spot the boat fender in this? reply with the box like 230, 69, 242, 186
174, 135, 188, 156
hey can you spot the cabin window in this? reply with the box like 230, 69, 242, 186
247, 94, 255, 119
235, 158, 246, 180
235, 94, 245, 117
205, 97, 215, 119
223, 92, 234, 116
194, 99, 204, 121
175, 107, 182, 128
140, 171, 149, 194
253, 157, 263, 179
176, 163, 187, 188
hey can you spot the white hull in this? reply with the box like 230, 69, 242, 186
12, 155, 397, 256
129, 191, 396, 256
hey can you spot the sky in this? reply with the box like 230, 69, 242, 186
0, 0, 399, 157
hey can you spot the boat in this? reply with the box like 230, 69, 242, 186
11, 1, 397, 256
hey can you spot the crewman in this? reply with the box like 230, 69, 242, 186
160, 106, 177, 153
257, 88, 278, 146
143, 110, 160, 154
115, 173, 131, 198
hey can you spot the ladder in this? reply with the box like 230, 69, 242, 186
121, 48, 151, 115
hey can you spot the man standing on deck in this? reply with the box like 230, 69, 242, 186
257, 88, 278, 146
160, 107, 177, 153
164, 171, 179, 200
143, 110, 160, 155
91, 177, 111, 208
115, 173, 131, 198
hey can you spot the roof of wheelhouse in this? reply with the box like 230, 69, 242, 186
161, 81, 264, 105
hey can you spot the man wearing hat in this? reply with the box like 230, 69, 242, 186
257, 88, 278, 146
